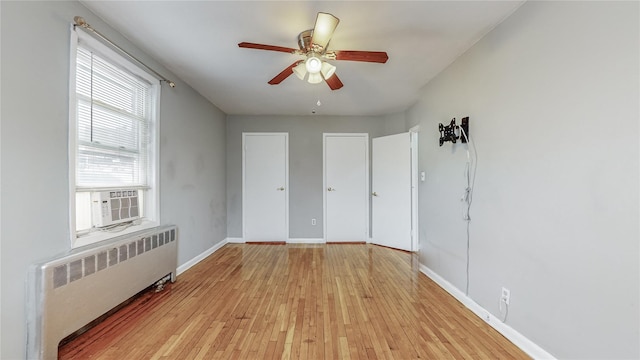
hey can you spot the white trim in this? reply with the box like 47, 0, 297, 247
68, 25, 79, 246
410, 128, 420, 252
322, 133, 370, 242
287, 238, 325, 244
418, 264, 556, 360
177, 239, 229, 276
148, 75, 161, 229
222, 238, 328, 244
242, 133, 290, 242
323, 135, 327, 241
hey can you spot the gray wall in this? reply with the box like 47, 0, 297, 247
0, 2, 226, 358
160, 84, 226, 266
226, 115, 405, 239
407, 1, 639, 358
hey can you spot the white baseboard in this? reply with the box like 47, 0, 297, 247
177, 238, 228, 276
287, 238, 325, 244
418, 264, 555, 360
226, 238, 326, 244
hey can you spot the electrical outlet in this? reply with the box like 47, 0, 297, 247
501, 287, 511, 305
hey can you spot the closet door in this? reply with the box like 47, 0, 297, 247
323, 133, 369, 242
243, 133, 288, 241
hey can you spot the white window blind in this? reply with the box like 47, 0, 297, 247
75, 46, 152, 188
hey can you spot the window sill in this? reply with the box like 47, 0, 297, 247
73, 219, 159, 249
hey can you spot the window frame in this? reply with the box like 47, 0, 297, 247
68, 27, 160, 248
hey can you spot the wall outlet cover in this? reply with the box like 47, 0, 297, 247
501, 287, 511, 305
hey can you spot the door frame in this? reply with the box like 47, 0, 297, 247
410, 126, 420, 251
242, 132, 289, 241
322, 133, 370, 242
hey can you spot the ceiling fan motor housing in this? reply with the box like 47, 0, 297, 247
298, 30, 313, 51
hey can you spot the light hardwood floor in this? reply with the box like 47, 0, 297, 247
59, 244, 529, 359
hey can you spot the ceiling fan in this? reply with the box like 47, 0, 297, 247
238, 12, 389, 90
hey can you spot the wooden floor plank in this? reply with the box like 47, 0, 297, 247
59, 244, 530, 360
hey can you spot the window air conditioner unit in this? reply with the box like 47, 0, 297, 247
91, 190, 140, 227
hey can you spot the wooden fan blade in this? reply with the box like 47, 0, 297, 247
238, 42, 297, 54
268, 61, 301, 85
333, 50, 389, 63
311, 12, 339, 50
324, 73, 344, 90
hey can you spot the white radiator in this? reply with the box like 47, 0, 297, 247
27, 225, 178, 360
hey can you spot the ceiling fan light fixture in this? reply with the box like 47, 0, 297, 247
320, 62, 336, 79
305, 56, 322, 74
293, 62, 307, 80
307, 72, 323, 84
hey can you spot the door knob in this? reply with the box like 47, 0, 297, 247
277, 187, 285, 191
327, 187, 335, 191
372, 192, 378, 197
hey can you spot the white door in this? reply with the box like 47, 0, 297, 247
324, 134, 369, 242
243, 133, 288, 241
372, 132, 412, 251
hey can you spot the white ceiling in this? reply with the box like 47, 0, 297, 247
80, 1, 524, 116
